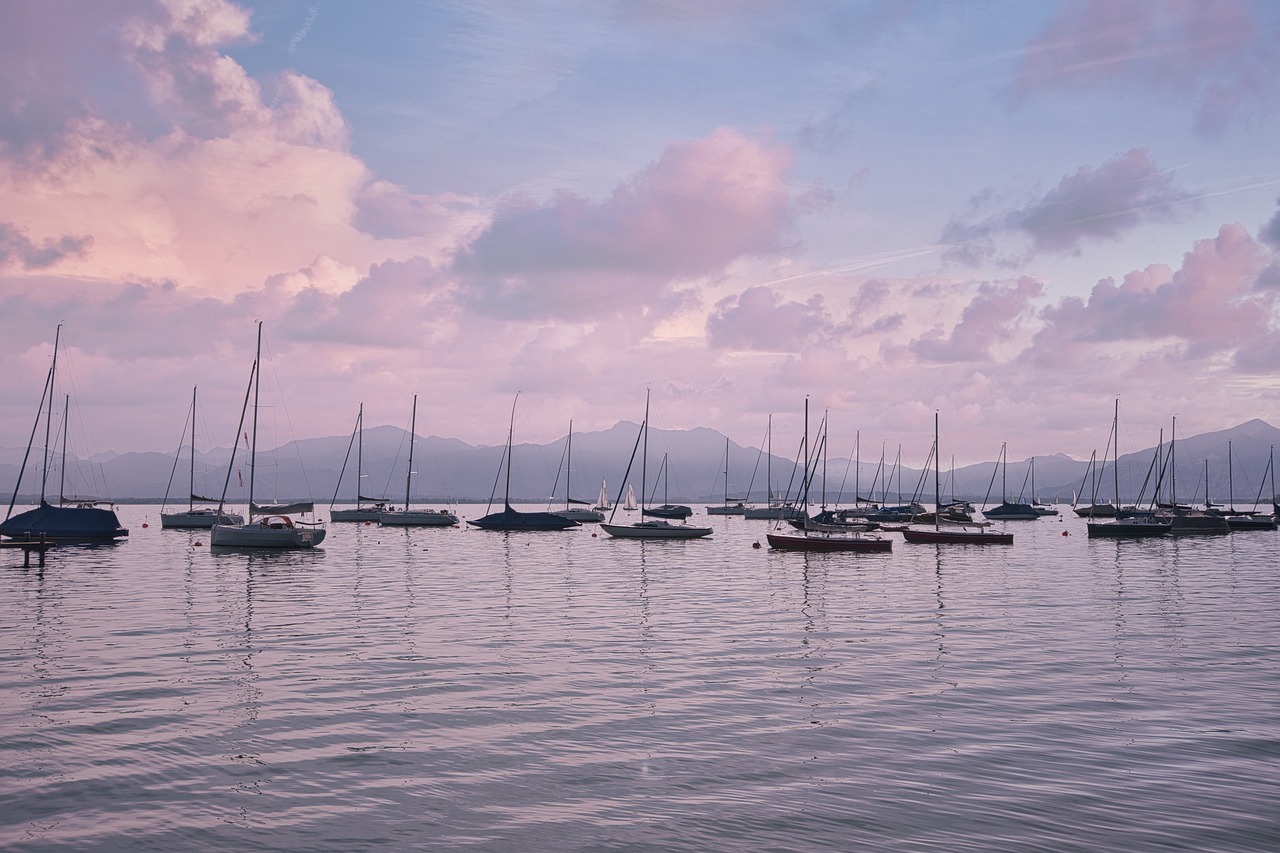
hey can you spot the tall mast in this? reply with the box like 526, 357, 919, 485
248, 321, 262, 515
723, 436, 729, 505
1170, 417, 1177, 507
356, 403, 363, 505
641, 390, 650, 512
933, 411, 941, 531
1001, 442, 1007, 503
504, 393, 519, 508
1228, 440, 1234, 512
567, 420, 574, 510
59, 394, 68, 503
40, 324, 61, 502
189, 386, 198, 512
766, 414, 772, 504
1112, 399, 1120, 507
405, 394, 417, 509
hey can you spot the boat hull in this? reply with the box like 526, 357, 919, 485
160, 509, 243, 529
643, 505, 692, 520
330, 507, 383, 522
744, 506, 804, 521
766, 532, 891, 552
210, 520, 326, 548
902, 527, 1013, 544
1224, 515, 1278, 531
1, 502, 128, 543
1087, 520, 1171, 538
468, 507, 579, 531
1168, 514, 1230, 536
554, 508, 605, 523
379, 510, 458, 527
600, 521, 712, 539
983, 503, 1041, 520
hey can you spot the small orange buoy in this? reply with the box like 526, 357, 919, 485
752, 541, 761, 549
195, 541, 204, 546
1062, 530, 1069, 536
142, 523, 149, 528
591, 532, 597, 538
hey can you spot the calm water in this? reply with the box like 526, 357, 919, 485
2, 505, 1278, 851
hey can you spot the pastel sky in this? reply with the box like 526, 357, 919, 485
3, 0, 1280, 464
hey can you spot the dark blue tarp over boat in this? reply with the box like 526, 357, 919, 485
1, 501, 129, 542
467, 504, 579, 531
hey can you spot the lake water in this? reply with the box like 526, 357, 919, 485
2, 505, 1278, 851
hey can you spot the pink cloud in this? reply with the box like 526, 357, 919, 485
1015, 0, 1276, 133
943, 149, 1193, 263
454, 128, 795, 319
1032, 223, 1275, 362
706, 285, 833, 350
911, 277, 1045, 362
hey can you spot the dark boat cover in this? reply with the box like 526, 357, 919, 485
467, 504, 579, 531
1, 501, 129, 542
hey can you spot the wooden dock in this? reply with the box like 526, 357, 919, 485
0, 537, 53, 567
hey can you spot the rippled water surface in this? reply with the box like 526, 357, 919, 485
2, 506, 1278, 851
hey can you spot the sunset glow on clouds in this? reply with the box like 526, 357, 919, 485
1, 0, 1279, 463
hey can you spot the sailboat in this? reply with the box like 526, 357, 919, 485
1217, 440, 1277, 531
552, 421, 605, 523
766, 399, 890, 552
902, 413, 1012, 545
744, 415, 802, 520
161, 386, 244, 528
330, 404, 389, 522
706, 436, 746, 515
622, 484, 638, 511
1162, 417, 1229, 536
468, 394, 579, 531
1, 326, 128, 543
1030, 457, 1059, 516
592, 478, 611, 512
981, 443, 1040, 520
642, 454, 693, 519
379, 395, 458, 527
1086, 403, 1170, 538
600, 391, 711, 539
210, 323, 326, 549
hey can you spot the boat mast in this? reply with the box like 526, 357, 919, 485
933, 412, 941, 531
356, 403, 363, 506
59, 394, 68, 504
40, 324, 61, 503
1170, 417, 1177, 508
641, 390, 649, 513
405, 394, 417, 510
248, 321, 262, 517
1112, 399, 1120, 509
566, 420, 573, 510
723, 436, 729, 506
189, 386, 198, 512
1228, 440, 1235, 512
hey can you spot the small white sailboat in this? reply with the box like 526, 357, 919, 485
379, 394, 458, 527
211, 323, 326, 549
623, 484, 638, 512
592, 478, 611, 512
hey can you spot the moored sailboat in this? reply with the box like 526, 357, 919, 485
1, 326, 128, 543
902, 413, 1012, 545
468, 394, 579, 531
210, 323, 326, 549
551, 421, 605, 523
330, 404, 389, 522
379, 395, 458, 527
766, 399, 891, 553
161, 386, 243, 529
600, 391, 711, 540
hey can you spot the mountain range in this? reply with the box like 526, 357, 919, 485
3, 419, 1279, 509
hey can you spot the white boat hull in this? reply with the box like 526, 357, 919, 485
554, 508, 605, 522
161, 509, 244, 529
330, 507, 383, 522
600, 521, 712, 539
211, 520, 326, 548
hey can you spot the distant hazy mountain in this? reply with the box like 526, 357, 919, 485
3, 419, 1278, 508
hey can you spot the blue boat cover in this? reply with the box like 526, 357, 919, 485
467, 504, 579, 531
1, 501, 129, 541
